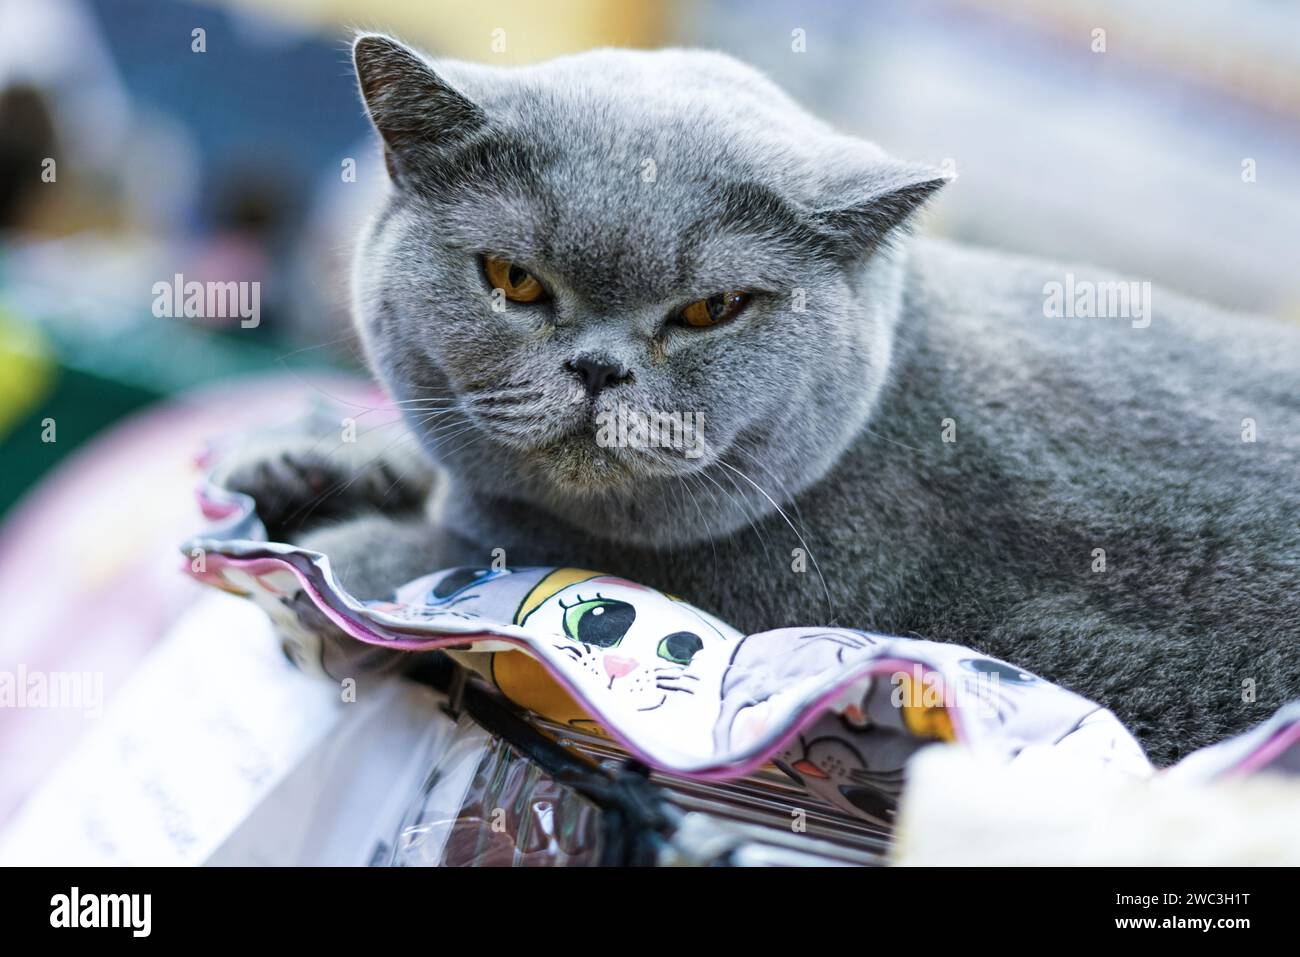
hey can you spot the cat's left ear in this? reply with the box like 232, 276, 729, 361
352, 33, 486, 184
812, 162, 952, 259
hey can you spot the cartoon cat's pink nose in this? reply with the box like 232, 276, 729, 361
603, 654, 638, 680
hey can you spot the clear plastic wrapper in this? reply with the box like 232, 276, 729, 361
390, 713, 604, 867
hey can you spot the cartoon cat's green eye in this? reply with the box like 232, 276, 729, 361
657, 631, 703, 665
562, 598, 636, 648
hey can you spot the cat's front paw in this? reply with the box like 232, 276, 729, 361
215, 435, 432, 541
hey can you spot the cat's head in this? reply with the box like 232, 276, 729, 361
350, 35, 947, 546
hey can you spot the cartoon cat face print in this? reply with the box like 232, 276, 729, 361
520, 575, 739, 721
957, 656, 1041, 725
776, 730, 907, 827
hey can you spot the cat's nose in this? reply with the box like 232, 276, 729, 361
603, 654, 638, 681
566, 355, 630, 397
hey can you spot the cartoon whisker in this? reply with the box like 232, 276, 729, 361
848, 767, 905, 786
965, 678, 1019, 712
637, 695, 668, 712
793, 632, 871, 654
653, 669, 699, 680
959, 678, 1016, 723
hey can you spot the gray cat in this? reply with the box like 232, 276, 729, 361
222, 34, 1299, 765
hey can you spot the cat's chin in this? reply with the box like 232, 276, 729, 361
524, 440, 638, 495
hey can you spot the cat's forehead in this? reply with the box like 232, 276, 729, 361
450, 48, 801, 115
398, 50, 857, 299
443, 49, 829, 174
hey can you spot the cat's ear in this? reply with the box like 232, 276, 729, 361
812, 163, 951, 259
352, 33, 486, 183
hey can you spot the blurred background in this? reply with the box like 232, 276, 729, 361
2, 0, 1299, 515
0, 0, 1297, 832
3, 0, 1299, 512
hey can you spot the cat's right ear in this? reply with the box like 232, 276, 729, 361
352, 33, 486, 185
811, 162, 952, 262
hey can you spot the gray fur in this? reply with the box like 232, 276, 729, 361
225, 35, 1300, 766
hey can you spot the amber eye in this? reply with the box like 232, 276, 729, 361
483, 256, 549, 303
678, 291, 750, 328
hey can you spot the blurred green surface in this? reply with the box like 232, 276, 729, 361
0, 297, 347, 520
